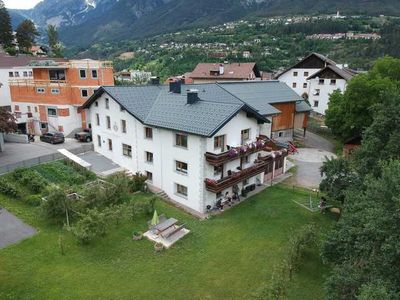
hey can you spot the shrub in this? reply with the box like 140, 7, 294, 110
131, 172, 147, 192
12, 168, 47, 193
129, 196, 157, 218
41, 187, 76, 223
24, 195, 42, 207
0, 177, 19, 198
71, 208, 108, 244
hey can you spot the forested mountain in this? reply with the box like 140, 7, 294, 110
10, 0, 400, 46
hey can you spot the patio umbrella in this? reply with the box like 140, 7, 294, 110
151, 210, 159, 225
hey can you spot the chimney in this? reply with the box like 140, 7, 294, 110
187, 89, 199, 104
150, 76, 160, 85
219, 63, 224, 75
169, 80, 181, 93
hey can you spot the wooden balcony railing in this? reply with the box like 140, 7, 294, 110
204, 159, 272, 193
205, 138, 273, 166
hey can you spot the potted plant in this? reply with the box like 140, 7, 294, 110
132, 231, 143, 241
154, 242, 163, 252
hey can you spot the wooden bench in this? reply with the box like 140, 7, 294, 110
160, 224, 185, 239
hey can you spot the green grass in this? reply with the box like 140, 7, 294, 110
0, 185, 332, 300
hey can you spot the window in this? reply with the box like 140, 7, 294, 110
106, 116, 111, 129
176, 161, 188, 174
47, 107, 57, 117
313, 101, 319, 107
28, 71, 33, 77
145, 151, 153, 163
81, 89, 88, 98
146, 171, 153, 182
49, 69, 65, 80
293, 71, 298, 77
79, 69, 87, 79
121, 120, 127, 133
241, 129, 250, 143
36, 87, 45, 93
122, 144, 132, 157
243, 179, 249, 186
214, 165, 222, 176
15, 112, 21, 118
319, 79, 324, 85
176, 183, 188, 197
214, 135, 225, 150
105, 98, 109, 109
14, 105, 19, 111
96, 113, 100, 126
145, 127, 153, 139
315, 89, 320, 96
304, 71, 309, 77
23, 71, 28, 77
120, 105, 125, 112
278, 132, 284, 138
14, 71, 19, 77
292, 82, 297, 88
27, 106, 31, 112
91, 69, 98, 79
330, 79, 337, 85
108, 139, 113, 151
97, 135, 101, 147
175, 133, 188, 148
216, 192, 222, 199
303, 83, 307, 88
51, 88, 60, 94
8, 72, 13, 77
34, 107, 38, 113
95, 101, 98, 107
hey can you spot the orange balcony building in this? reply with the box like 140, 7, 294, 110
10, 59, 114, 136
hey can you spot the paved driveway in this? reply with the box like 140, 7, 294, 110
0, 138, 88, 167
286, 148, 336, 189
0, 208, 36, 249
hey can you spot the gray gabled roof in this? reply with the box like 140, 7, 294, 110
296, 100, 312, 113
218, 81, 303, 115
83, 83, 268, 137
307, 65, 356, 81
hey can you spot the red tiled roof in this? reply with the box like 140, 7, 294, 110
187, 62, 258, 80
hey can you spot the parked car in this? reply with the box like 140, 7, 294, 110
74, 129, 92, 142
40, 132, 65, 144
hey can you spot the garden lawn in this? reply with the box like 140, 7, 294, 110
0, 185, 332, 300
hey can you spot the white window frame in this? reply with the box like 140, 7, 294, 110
121, 119, 127, 133
175, 160, 188, 175
81, 89, 89, 98
91, 69, 98, 79
79, 69, 87, 79
122, 143, 132, 158
36, 87, 45, 94
51, 88, 60, 95
175, 133, 188, 148
175, 183, 188, 198
47, 107, 57, 117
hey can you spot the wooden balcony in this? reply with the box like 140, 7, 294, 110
205, 138, 272, 166
204, 160, 273, 193
9, 79, 69, 87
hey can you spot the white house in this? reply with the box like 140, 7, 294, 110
82, 82, 289, 216
276, 52, 337, 99
307, 65, 356, 115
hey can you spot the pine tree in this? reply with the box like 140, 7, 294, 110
16, 19, 39, 53
0, 0, 13, 48
46, 24, 63, 57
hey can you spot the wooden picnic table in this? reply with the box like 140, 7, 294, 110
154, 218, 178, 233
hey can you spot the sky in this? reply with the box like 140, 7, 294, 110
4, 0, 43, 9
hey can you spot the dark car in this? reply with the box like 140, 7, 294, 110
74, 129, 92, 142
40, 132, 65, 144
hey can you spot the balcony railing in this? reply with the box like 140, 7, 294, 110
204, 159, 272, 193
205, 138, 273, 166
9, 79, 69, 87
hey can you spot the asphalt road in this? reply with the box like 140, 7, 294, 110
0, 208, 36, 249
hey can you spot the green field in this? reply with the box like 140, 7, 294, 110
0, 163, 332, 299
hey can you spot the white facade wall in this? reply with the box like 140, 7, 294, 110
88, 94, 270, 214
308, 78, 347, 115
0, 68, 33, 108
278, 68, 321, 97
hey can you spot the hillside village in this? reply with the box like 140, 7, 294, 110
1, 1, 400, 299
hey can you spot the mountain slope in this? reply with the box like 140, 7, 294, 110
10, 0, 400, 46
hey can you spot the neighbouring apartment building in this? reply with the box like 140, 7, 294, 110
9, 58, 114, 135
276, 52, 358, 115
82, 81, 310, 215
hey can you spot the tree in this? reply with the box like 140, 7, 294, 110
319, 156, 359, 203
0, 0, 13, 48
46, 24, 63, 57
325, 57, 400, 140
16, 19, 39, 52
0, 107, 17, 133
322, 160, 400, 299
71, 208, 108, 244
